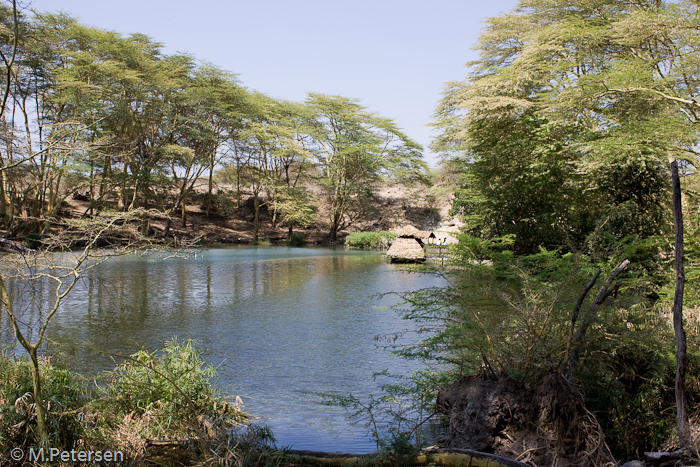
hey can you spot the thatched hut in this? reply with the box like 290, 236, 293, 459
386, 225, 427, 262
386, 237, 426, 263
415, 230, 436, 244
392, 225, 420, 238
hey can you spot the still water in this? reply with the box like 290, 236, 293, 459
0, 247, 446, 453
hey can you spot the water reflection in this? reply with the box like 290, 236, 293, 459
1, 247, 446, 453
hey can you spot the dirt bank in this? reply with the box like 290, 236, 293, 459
50, 180, 458, 246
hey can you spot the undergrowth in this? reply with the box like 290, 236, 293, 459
0, 339, 277, 466
324, 234, 700, 464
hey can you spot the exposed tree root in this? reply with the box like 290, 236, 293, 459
437, 373, 616, 467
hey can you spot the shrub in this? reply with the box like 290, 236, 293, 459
0, 341, 267, 466
0, 354, 87, 453
288, 232, 306, 246
345, 231, 397, 250
388, 250, 700, 460
99, 338, 247, 440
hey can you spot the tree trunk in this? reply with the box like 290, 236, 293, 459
0, 170, 10, 224
671, 159, 690, 447
1, 277, 48, 444
89, 158, 95, 216
284, 448, 529, 467
98, 155, 111, 214
253, 194, 260, 243
329, 206, 342, 242
560, 269, 601, 376
206, 154, 214, 217
567, 259, 629, 382
236, 162, 242, 210
29, 349, 49, 444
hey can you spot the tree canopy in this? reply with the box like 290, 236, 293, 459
434, 0, 699, 257
306, 93, 428, 241
0, 5, 428, 242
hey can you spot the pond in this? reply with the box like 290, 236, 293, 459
0, 247, 447, 453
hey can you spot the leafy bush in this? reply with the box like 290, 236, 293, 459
0, 341, 272, 466
99, 338, 246, 440
288, 232, 306, 246
0, 354, 87, 453
387, 250, 699, 460
577, 303, 683, 458
345, 231, 397, 250
197, 189, 239, 217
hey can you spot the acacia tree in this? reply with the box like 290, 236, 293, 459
262, 100, 316, 233
0, 9, 169, 231
225, 93, 283, 242
187, 65, 249, 218
434, 0, 699, 448
0, 0, 23, 224
0, 9, 84, 234
433, 1, 676, 256
307, 93, 428, 241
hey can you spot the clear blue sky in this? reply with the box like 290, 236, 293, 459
24, 0, 520, 166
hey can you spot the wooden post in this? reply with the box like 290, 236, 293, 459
671, 159, 691, 447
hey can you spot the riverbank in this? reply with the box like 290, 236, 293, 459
0, 179, 457, 250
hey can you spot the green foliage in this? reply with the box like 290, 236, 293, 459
270, 186, 317, 230
287, 232, 306, 246
373, 432, 421, 467
573, 301, 700, 458
451, 233, 515, 262
659, 171, 700, 306
307, 93, 429, 241
0, 5, 425, 245
314, 368, 447, 452
0, 354, 87, 453
99, 338, 246, 439
433, 0, 698, 258
385, 249, 700, 458
198, 189, 239, 217
0, 341, 269, 465
345, 231, 397, 250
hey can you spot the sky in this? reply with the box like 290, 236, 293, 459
23, 0, 521, 167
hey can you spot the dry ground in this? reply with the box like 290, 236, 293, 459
59, 179, 460, 245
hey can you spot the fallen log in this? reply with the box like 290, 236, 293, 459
142, 438, 531, 466
644, 447, 695, 463
145, 438, 192, 447
285, 447, 531, 467
0, 237, 33, 254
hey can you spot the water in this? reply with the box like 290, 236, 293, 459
0, 246, 446, 453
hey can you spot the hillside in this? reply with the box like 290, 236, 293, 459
55, 178, 458, 246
